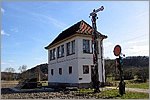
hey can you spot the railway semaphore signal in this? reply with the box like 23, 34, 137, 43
89, 6, 104, 93
113, 45, 125, 95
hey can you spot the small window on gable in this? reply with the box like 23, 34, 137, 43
69, 66, 72, 74
83, 65, 89, 74
59, 68, 62, 75
51, 69, 54, 75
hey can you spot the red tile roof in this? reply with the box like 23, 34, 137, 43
45, 20, 107, 49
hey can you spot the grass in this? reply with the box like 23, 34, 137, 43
1, 80, 18, 88
77, 89, 94, 93
74, 89, 149, 99
100, 89, 149, 99
126, 82, 149, 89
42, 82, 48, 86
1, 80, 19, 83
106, 81, 149, 89
106, 82, 149, 89
106, 79, 149, 89
37, 81, 49, 87
1, 84, 17, 88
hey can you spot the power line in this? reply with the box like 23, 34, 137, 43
104, 33, 148, 48
104, 43, 148, 55
104, 49, 148, 56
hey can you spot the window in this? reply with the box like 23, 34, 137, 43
83, 65, 89, 74
69, 66, 72, 74
51, 69, 54, 75
83, 39, 90, 53
66, 42, 70, 55
57, 46, 61, 58
53, 48, 56, 59
50, 50, 52, 60
50, 49, 56, 60
72, 40, 75, 54
79, 78, 82, 80
59, 68, 62, 75
61, 45, 64, 57
54, 48, 56, 59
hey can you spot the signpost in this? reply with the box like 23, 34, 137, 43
89, 6, 104, 93
113, 45, 125, 95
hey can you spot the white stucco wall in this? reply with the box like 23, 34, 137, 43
48, 59, 78, 83
48, 37, 79, 83
77, 37, 105, 83
47, 35, 105, 84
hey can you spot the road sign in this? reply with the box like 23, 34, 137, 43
114, 45, 121, 56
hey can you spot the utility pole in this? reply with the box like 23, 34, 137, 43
90, 6, 104, 93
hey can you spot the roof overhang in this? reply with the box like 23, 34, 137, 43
45, 33, 107, 50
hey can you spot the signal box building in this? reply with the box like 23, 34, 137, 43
45, 20, 107, 88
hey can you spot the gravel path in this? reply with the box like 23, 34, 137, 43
105, 87, 149, 93
1, 87, 149, 99
1, 88, 99, 99
125, 88, 149, 93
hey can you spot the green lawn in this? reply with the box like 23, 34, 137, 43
106, 82, 149, 89
99, 89, 149, 99
74, 89, 149, 99
106, 79, 149, 89
37, 81, 49, 87
126, 82, 149, 89
77, 89, 94, 93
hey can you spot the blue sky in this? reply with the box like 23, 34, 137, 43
1, 1, 149, 72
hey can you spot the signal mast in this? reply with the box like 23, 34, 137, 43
113, 45, 125, 95
89, 6, 104, 93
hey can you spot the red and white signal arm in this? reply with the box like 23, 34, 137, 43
113, 45, 121, 56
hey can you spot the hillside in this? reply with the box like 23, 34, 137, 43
26, 63, 48, 74
123, 56, 149, 67
1, 63, 48, 81
19, 56, 149, 81
19, 63, 48, 80
1, 56, 149, 81
105, 56, 149, 82
1, 72, 19, 80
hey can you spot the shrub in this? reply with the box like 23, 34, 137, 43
136, 67, 149, 82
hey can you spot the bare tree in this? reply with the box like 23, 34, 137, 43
18, 65, 27, 73
34, 67, 44, 81
4, 67, 15, 73
3, 67, 15, 80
